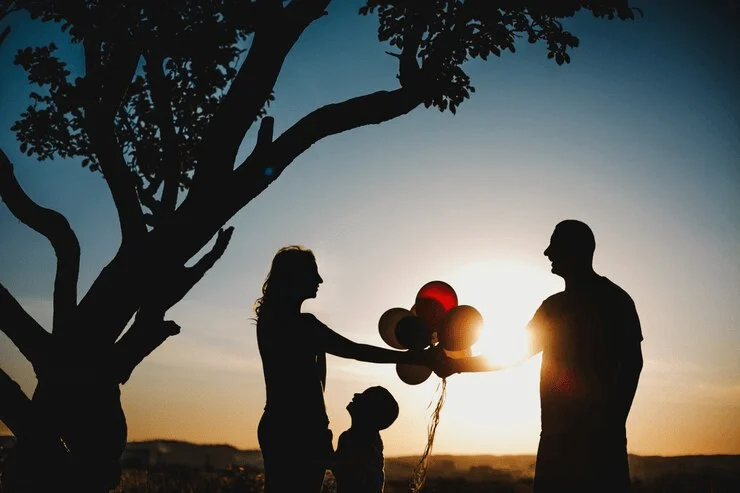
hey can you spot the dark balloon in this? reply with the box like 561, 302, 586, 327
396, 363, 432, 385
378, 307, 412, 349
395, 315, 432, 350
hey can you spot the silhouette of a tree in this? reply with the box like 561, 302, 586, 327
0, 1, 640, 491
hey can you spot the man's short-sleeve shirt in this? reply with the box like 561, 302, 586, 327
527, 276, 643, 435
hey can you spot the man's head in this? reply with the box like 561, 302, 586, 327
544, 220, 596, 279
347, 386, 399, 431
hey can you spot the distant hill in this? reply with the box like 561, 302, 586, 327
384, 454, 740, 481
121, 440, 263, 471
4, 436, 738, 483
117, 439, 740, 483
385, 454, 536, 480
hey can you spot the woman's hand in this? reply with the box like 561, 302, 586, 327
415, 345, 458, 378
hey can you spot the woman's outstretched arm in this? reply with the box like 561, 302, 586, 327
323, 325, 426, 365
310, 315, 452, 372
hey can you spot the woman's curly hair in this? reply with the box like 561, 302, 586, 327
253, 245, 316, 320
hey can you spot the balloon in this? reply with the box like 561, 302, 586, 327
437, 305, 483, 351
413, 298, 445, 331
396, 363, 432, 385
416, 280, 458, 311
378, 308, 411, 349
443, 347, 473, 359
395, 315, 432, 350
415, 281, 458, 329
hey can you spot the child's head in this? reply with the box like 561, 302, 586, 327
347, 386, 399, 431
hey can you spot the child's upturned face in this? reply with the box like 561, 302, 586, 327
346, 391, 364, 415
347, 390, 375, 421
347, 386, 398, 430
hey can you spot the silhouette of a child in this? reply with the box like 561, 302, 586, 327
331, 386, 399, 493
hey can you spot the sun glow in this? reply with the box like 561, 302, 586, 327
447, 258, 561, 367
421, 258, 563, 452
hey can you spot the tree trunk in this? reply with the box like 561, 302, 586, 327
5, 354, 127, 493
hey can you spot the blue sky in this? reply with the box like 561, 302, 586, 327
1, 1, 738, 456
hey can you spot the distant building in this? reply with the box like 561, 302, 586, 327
468, 465, 512, 482
120, 447, 152, 469
428, 459, 456, 477
120, 440, 265, 472
233, 450, 264, 470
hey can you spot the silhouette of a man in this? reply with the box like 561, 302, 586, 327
439, 220, 643, 492
527, 219, 643, 492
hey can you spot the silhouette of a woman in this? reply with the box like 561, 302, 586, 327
254, 246, 434, 493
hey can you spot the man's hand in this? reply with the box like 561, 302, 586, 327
419, 345, 459, 379
432, 358, 459, 379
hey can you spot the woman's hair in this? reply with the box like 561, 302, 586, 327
253, 245, 316, 319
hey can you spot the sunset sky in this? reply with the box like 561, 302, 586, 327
1, 1, 738, 458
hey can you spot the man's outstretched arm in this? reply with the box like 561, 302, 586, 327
434, 305, 546, 378
434, 337, 542, 377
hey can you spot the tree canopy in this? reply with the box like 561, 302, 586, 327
0, 1, 640, 491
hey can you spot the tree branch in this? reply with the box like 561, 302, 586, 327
138, 175, 163, 223
0, 283, 51, 373
182, 226, 235, 288
0, 368, 33, 440
227, 87, 423, 214
75, 248, 141, 346
148, 86, 423, 272
0, 25, 10, 47
0, 0, 18, 25
144, 49, 180, 216
0, 149, 80, 334
113, 226, 234, 382
0, 367, 70, 472
190, 0, 329, 191
113, 314, 180, 384
83, 36, 147, 245
147, 226, 235, 316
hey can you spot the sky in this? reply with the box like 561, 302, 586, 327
1, 1, 739, 458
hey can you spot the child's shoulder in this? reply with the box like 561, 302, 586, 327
338, 428, 382, 446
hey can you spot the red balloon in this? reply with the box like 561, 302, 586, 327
415, 281, 458, 329
416, 280, 458, 311
437, 305, 483, 351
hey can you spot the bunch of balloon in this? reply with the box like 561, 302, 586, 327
377, 280, 484, 493
377, 280, 483, 385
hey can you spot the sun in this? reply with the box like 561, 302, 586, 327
423, 258, 562, 453
446, 258, 561, 367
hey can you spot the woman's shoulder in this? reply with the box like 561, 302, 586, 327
300, 312, 328, 328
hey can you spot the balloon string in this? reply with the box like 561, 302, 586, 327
409, 377, 447, 493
